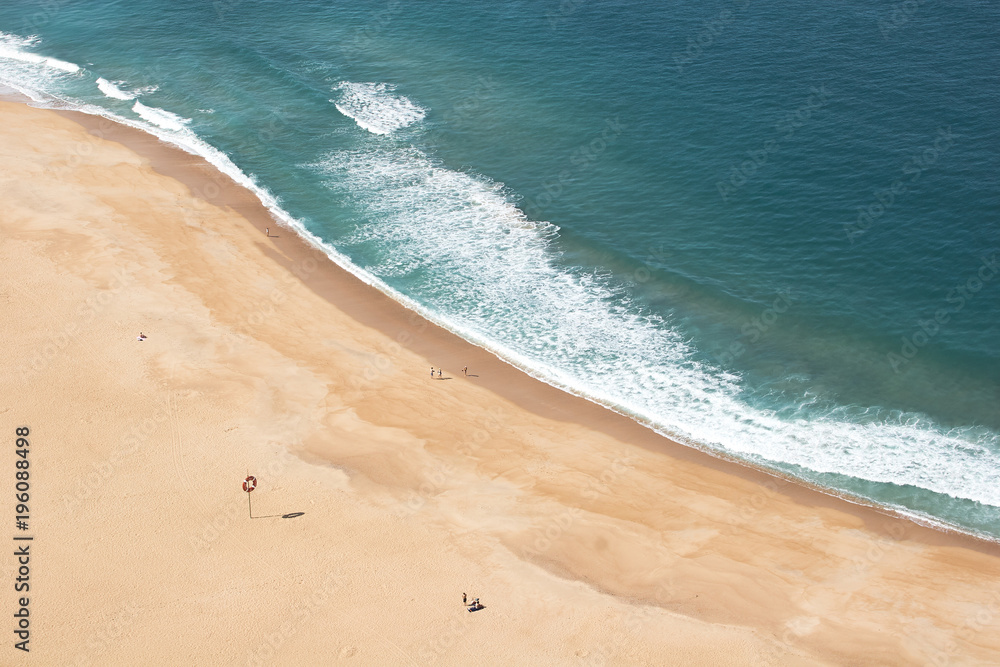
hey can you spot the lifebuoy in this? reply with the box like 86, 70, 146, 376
243, 475, 257, 492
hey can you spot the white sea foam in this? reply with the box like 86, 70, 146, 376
315, 144, 1000, 513
0, 32, 80, 101
96, 77, 136, 100
332, 81, 426, 135
42, 56, 79, 72
0, 32, 80, 73
0, 32, 37, 49
132, 101, 191, 131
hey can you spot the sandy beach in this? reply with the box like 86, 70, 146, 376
2, 97, 1000, 665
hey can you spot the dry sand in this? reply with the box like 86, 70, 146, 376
2, 98, 1000, 665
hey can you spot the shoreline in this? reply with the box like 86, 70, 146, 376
44, 95, 999, 555
4, 96, 1000, 664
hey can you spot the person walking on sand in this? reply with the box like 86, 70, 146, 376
265, 227, 269, 237
462, 366, 468, 376
438, 368, 442, 378
430, 367, 435, 378
463, 593, 467, 605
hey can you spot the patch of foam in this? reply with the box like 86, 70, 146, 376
41, 56, 79, 72
0, 32, 80, 100
0, 79, 47, 103
132, 101, 191, 131
96, 77, 136, 100
314, 144, 1000, 513
0, 32, 80, 73
0, 32, 37, 49
332, 81, 426, 136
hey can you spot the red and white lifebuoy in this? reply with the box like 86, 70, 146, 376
243, 475, 257, 493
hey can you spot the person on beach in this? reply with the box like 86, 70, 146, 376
430, 367, 434, 378
265, 227, 269, 236
438, 368, 442, 378
137, 332, 146, 341
462, 366, 468, 376
463, 593, 467, 605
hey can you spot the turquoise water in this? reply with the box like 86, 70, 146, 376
2, 1, 998, 538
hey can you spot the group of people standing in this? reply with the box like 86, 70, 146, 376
430, 366, 469, 378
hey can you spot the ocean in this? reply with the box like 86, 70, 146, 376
2, 0, 998, 539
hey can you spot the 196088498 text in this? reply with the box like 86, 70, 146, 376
14, 426, 32, 653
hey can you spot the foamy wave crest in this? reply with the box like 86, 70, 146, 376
0, 31, 80, 100
132, 101, 191, 131
314, 144, 1000, 514
332, 81, 426, 135
0, 31, 80, 73
0, 32, 37, 49
97, 77, 136, 100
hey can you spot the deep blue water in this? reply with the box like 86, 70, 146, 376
2, 0, 998, 538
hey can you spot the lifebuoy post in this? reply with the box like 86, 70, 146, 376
243, 474, 257, 518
